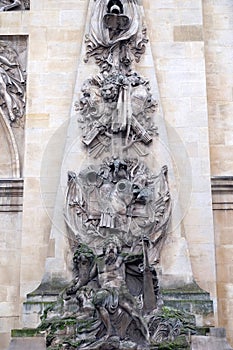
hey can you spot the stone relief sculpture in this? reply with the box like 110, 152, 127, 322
77, 71, 158, 157
38, 1, 210, 349
39, 239, 196, 349
0, 0, 29, 11
39, 231, 197, 349
65, 158, 171, 261
0, 37, 27, 178
78, 0, 156, 158
0, 40, 26, 126
85, 0, 148, 72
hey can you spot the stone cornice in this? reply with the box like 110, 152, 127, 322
0, 179, 24, 212
211, 176, 233, 210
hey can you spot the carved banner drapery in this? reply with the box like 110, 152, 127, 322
65, 158, 171, 258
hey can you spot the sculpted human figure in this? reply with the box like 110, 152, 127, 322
0, 42, 25, 123
92, 236, 149, 341
65, 244, 96, 297
61, 244, 96, 319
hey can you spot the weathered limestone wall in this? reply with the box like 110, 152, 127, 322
203, 0, 233, 346
19, 0, 89, 299
144, 0, 216, 303
0, 1, 89, 349
212, 178, 233, 346
204, 0, 233, 175
0, 202, 23, 350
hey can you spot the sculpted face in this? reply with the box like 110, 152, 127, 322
103, 239, 122, 265
105, 242, 118, 257
101, 83, 119, 102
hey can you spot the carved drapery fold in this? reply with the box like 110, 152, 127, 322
0, 40, 26, 126
89, 0, 140, 47
85, 0, 147, 71
0, 37, 27, 177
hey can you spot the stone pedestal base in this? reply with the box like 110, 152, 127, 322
191, 328, 233, 350
7, 329, 233, 350
8, 337, 46, 350
161, 283, 214, 326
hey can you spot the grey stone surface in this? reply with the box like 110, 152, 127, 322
209, 327, 226, 338
191, 335, 233, 350
8, 338, 46, 350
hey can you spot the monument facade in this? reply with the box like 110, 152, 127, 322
0, 0, 233, 349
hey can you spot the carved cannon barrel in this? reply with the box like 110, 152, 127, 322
131, 116, 153, 144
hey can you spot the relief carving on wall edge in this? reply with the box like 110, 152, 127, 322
0, 0, 30, 12
0, 39, 27, 127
